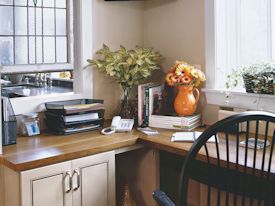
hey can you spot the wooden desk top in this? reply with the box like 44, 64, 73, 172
139, 128, 275, 174
138, 128, 205, 156
0, 130, 139, 171
1, 127, 274, 173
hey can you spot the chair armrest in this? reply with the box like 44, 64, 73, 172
152, 190, 175, 206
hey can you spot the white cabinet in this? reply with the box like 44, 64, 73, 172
21, 161, 73, 206
72, 153, 115, 206
4, 151, 115, 206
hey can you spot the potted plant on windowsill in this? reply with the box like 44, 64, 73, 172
87, 44, 162, 119
226, 62, 275, 95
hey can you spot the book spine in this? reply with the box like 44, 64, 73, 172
138, 84, 144, 125
148, 85, 163, 117
138, 83, 150, 126
148, 88, 153, 118
138, 85, 142, 126
172, 121, 201, 130
143, 87, 149, 126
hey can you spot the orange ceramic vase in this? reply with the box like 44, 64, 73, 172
174, 85, 200, 116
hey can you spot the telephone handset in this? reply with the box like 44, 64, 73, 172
101, 116, 134, 135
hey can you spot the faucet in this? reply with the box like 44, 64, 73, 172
34, 73, 46, 87
47, 75, 53, 87
41, 73, 47, 87
34, 73, 52, 87
24, 76, 30, 84
34, 73, 40, 87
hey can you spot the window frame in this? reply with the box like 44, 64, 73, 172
0, 0, 74, 74
2, 0, 94, 115
203, 0, 274, 113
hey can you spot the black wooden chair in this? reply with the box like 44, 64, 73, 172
153, 111, 275, 206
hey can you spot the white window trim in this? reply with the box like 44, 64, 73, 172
203, 0, 275, 112
2, 0, 94, 115
204, 88, 275, 113
0, 0, 75, 74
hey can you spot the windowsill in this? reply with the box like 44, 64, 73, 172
10, 92, 83, 115
203, 88, 275, 113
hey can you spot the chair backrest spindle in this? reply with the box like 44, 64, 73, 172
177, 111, 275, 206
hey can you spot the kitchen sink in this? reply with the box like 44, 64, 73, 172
2, 84, 73, 98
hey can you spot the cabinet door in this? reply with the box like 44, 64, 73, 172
72, 151, 115, 206
21, 161, 72, 206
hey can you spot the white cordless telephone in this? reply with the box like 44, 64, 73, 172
101, 116, 134, 135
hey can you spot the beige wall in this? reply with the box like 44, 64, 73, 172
143, 0, 219, 125
92, 0, 145, 119
144, 0, 205, 71
92, 0, 219, 124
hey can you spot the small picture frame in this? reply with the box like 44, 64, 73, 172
25, 122, 40, 136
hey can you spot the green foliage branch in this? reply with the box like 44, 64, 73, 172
225, 62, 275, 91
88, 44, 163, 88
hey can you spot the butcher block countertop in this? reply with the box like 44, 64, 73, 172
0, 127, 204, 172
0, 129, 203, 171
2, 126, 270, 173
0, 130, 140, 171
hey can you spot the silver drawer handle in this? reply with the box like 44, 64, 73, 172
64, 171, 72, 193
73, 169, 81, 191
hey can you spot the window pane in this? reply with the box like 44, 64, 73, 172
240, 0, 269, 64
0, 37, 13, 65
56, 0, 66, 8
56, 37, 67, 63
272, 0, 275, 61
43, 8, 55, 35
29, 8, 35, 35
56, 9, 67, 35
28, 0, 42, 7
29, 37, 43, 64
43, 37, 55, 63
36, 8, 43, 35
29, 8, 42, 35
36, 37, 43, 63
29, 37, 35, 64
15, 7, 28, 35
14, 0, 27, 6
216, 0, 239, 89
15, 37, 28, 64
43, 0, 54, 7
215, 0, 271, 90
0, 0, 70, 67
0, 0, 12, 5
0, 6, 13, 35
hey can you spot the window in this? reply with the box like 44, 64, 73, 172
204, 0, 274, 112
215, 0, 275, 90
1, 0, 94, 115
0, 0, 74, 73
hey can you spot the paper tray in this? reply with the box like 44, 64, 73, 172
45, 99, 104, 114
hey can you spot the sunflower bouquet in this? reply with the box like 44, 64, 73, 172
165, 61, 206, 87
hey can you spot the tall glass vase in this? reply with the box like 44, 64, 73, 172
119, 86, 133, 119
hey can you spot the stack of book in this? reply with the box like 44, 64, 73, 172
149, 113, 201, 131
138, 82, 201, 131
45, 99, 105, 135
138, 83, 163, 126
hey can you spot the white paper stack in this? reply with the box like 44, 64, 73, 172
171, 131, 217, 143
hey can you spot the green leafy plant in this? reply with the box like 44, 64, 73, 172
87, 44, 163, 88
225, 62, 275, 91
